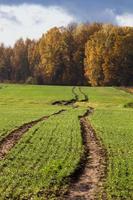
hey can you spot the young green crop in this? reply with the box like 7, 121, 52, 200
0, 84, 133, 199
82, 87, 133, 199
0, 108, 85, 199
0, 84, 74, 141
89, 109, 133, 199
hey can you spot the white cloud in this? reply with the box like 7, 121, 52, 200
0, 4, 76, 46
103, 9, 133, 27
116, 13, 133, 27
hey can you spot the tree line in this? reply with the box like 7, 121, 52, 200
0, 23, 133, 86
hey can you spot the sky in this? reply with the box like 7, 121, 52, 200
0, 0, 133, 46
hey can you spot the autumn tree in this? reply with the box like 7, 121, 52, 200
0, 23, 133, 86
39, 27, 76, 85
27, 40, 41, 83
0, 44, 13, 82
11, 39, 30, 82
85, 24, 133, 86
39, 28, 61, 84
73, 23, 102, 85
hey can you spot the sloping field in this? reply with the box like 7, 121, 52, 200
0, 84, 133, 199
0, 84, 73, 141
82, 87, 133, 199
0, 109, 86, 199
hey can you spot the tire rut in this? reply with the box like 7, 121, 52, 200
52, 87, 78, 106
65, 108, 107, 200
0, 87, 107, 199
52, 87, 89, 106
79, 87, 89, 102
0, 109, 65, 159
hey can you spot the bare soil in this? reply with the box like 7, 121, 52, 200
0, 109, 65, 159
0, 87, 107, 199
65, 115, 107, 200
52, 87, 78, 106
78, 87, 89, 102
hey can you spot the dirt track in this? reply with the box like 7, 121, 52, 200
0, 109, 65, 159
0, 87, 79, 159
0, 87, 107, 199
52, 87, 78, 106
65, 111, 107, 200
78, 87, 89, 102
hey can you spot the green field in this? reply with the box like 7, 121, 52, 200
83, 88, 133, 199
0, 84, 133, 199
0, 84, 73, 141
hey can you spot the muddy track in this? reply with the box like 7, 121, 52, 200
52, 87, 78, 106
52, 99, 76, 106
0, 87, 107, 199
0, 109, 65, 159
0, 86, 82, 159
79, 87, 89, 102
65, 108, 107, 200
52, 86, 89, 106
72, 86, 78, 101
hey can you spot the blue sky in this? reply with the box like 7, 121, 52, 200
0, 0, 133, 45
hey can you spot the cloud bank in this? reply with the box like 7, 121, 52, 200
0, 4, 75, 46
0, 3, 133, 46
104, 9, 133, 27
116, 13, 133, 27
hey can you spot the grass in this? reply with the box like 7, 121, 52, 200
0, 84, 133, 199
89, 109, 133, 199
0, 84, 74, 141
82, 87, 133, 199
0, 108, 85, 199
